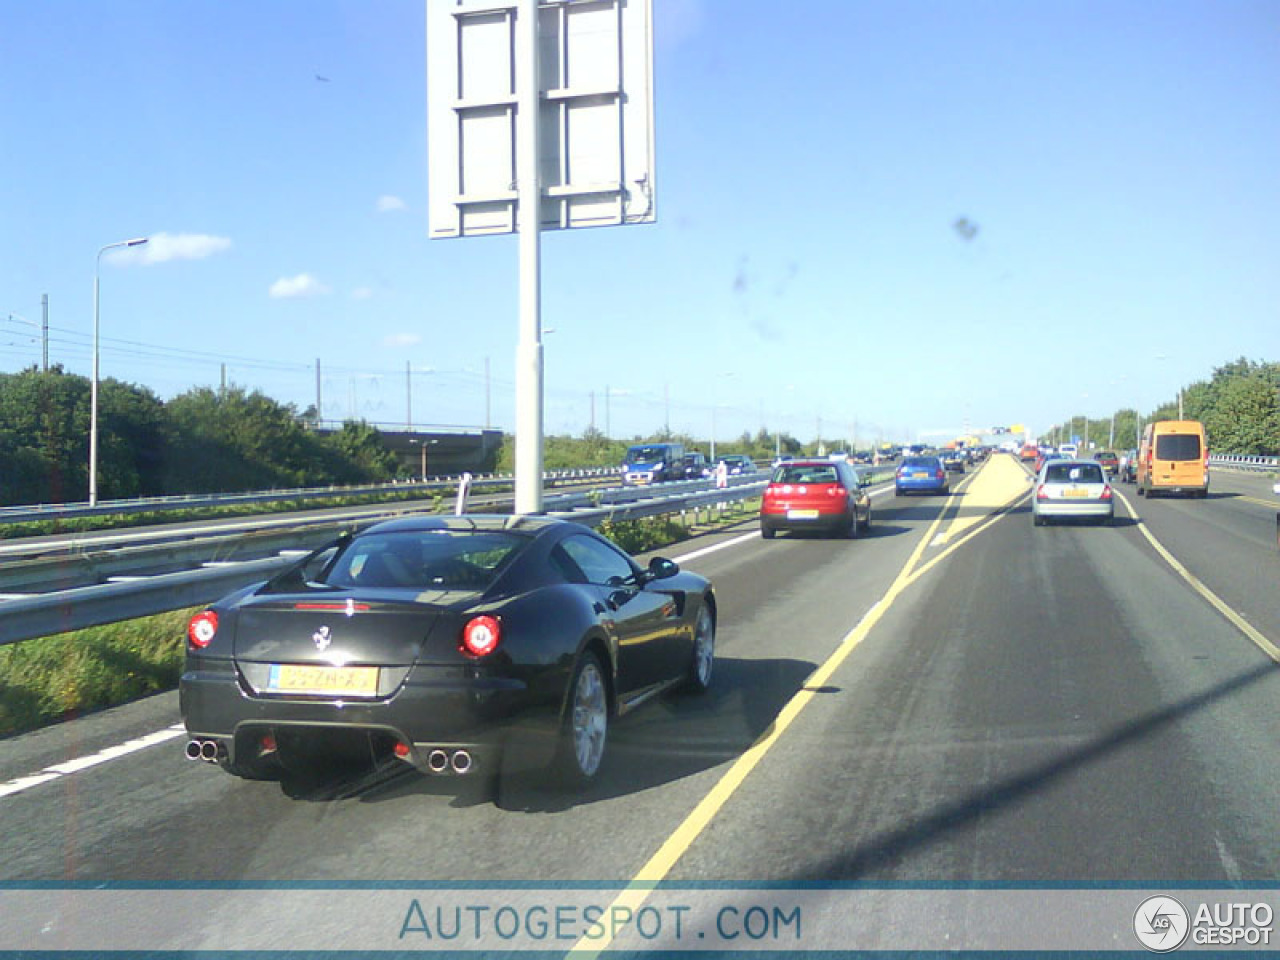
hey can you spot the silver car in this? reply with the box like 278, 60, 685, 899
1033, 459, 1114, 526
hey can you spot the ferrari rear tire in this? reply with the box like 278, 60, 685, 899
555, 650, 608, 788
686, 604, 715, 693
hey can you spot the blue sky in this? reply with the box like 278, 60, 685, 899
2, 0, 1277, 447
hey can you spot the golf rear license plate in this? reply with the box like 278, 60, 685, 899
787, 509, 820, 519
267, 664, 379, 697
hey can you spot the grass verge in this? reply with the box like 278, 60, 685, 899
0, 607, 195, 739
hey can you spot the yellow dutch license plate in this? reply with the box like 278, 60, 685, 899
1063, 488, 1090, 499
267, 664, 379, 697
787, 509, 820, 519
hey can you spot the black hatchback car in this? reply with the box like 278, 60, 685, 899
181, 515, 716, 792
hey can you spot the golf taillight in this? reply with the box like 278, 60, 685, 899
187, 610, 218, 648
461, 615, 501, 658
1036, 484, 1048, 500
1102, 485, 1113, 500
936, 469, 945, 481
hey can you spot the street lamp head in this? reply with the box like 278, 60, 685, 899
126, 237, 149, 247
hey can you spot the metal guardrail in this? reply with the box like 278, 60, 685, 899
1210, 455, 1279, 473
0, 476, 764, 646
0, 465, 897, 646
0, 468, 619, 525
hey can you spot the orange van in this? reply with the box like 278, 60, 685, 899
1137, 420, 1209, 498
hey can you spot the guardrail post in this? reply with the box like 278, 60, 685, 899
455, 473, 474, 516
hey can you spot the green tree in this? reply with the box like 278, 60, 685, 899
320, 420, 401, 482
1204, 375, 1280, 454
163, 386, 327, 493
0, 366, 165, 505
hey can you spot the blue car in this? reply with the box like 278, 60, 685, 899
895, 455, 949, 496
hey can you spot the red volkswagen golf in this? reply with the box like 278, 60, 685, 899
759, 459, 872, 539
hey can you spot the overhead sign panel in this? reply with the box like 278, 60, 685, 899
427, 0, 655, 237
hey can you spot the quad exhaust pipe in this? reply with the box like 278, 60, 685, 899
423, 748, 473, 775
185, 738, 224, 763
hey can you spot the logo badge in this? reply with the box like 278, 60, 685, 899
1134, 895, 1190, 953
312, 625, 332, 651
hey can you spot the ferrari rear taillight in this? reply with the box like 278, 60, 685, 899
461, 615, 501, 658
187, 610, 218, 648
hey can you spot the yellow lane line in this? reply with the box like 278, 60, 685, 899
934, 455, 1033, 546
1237, 495, 1280, 508
1116, 491, 1280, 664
566, 465, 997, 957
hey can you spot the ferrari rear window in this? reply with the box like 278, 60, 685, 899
322, 531, 523, 591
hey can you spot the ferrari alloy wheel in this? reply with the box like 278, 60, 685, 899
687, 605, 715, 692
557, 651, 608, 786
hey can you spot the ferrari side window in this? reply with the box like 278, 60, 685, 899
560, 535, 635, 586
549, 545, 588, 584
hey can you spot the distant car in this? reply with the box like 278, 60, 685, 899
180, 515, 716, 791
1035, 450, 1069, 473
1119, 449, 1138, 483
895, 455, 949, 496
941, 449, 967, 474
718, 454, 757, 476
1033, 459, 1114, 526
681, 452, 711, 480
1058, 443, 1079, 458
1274, 482, 1280, 551
760, 459, 871, 539
1094, 450, 1120, 476
1019, 444, 1039, 463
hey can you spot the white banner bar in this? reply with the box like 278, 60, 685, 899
1, 887, 1275, 952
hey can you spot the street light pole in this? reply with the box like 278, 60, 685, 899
90, 237, 148, 506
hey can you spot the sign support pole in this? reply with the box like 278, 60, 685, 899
514, 0, 544, 515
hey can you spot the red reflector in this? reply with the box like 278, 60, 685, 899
293, 602, 371, 612
394, 741, 411, 759
187, 610, 218, 648
461, 615, 501, 658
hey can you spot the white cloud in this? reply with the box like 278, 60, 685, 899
107, 232, 231, 266
376, 195, 406, 212
351, 286, 374, 300
382, 332, 421, 348
269, 273, 330, 299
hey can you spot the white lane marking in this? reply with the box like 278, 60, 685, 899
670, 531, 759, 564
0, 724, 187, 800
0, 773, 61, 799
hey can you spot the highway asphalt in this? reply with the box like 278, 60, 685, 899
2, 457, 1278, 901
